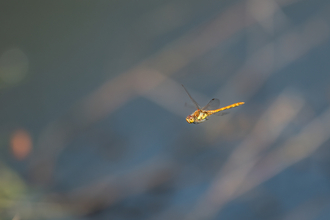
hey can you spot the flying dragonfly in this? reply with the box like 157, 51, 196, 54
182, 84, 244, 124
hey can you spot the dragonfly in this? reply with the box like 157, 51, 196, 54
182, 84, 244, 124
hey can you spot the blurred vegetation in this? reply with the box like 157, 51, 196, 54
0, 163, 26, 220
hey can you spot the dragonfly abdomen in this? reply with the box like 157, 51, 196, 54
207, 102, 245, 115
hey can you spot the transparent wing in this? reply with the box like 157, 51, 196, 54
202, 98, 220, 110
184, 102, 197, 110
214, 111, 230, 116
182, 84, 201, 110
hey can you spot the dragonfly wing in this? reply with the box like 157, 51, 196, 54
202, 98, 220, 110
182, 84, 201, 109
184, 102, 197, 110
214, 111, 230, 116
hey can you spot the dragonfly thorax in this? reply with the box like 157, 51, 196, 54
186, 110, 209, 124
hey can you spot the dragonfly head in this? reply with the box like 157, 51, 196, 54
186, 115, 195, 124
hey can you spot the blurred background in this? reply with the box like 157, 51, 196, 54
1, 0, 330, 219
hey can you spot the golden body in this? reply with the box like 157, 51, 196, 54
182, 85, 244, 124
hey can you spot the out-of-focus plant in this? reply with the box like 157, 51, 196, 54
0, 163, 27, 220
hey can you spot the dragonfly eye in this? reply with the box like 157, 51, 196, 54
186, 116, 194, 123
